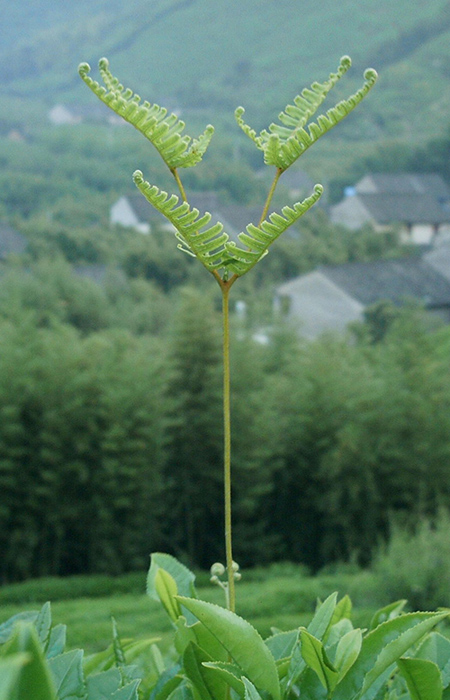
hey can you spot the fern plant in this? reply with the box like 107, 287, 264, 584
79, 55, 377, 613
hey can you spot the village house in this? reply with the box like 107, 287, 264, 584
274, 251, 450, 339
330, 173, 450, 245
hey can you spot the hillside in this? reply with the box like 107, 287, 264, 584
1, 0, 450, 144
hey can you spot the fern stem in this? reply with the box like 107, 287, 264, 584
259, 167, 283, 225
221, 283, 235, 613
171, 167, 188, 202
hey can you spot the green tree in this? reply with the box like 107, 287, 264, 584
160, 288, 224, 567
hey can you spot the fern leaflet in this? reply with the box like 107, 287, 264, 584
235, 57, 377, 171
133, 170, 237, 273
79, 58, 214, 169
224, 184, 324, 276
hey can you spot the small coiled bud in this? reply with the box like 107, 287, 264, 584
210, 562, 225, 577
231, 561, 240, 572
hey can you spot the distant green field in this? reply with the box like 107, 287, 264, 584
2, 0, 450, 140
0, 568, 381, 653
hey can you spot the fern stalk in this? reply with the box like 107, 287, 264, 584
259, 167, 283, 225
221, 282, 235, 612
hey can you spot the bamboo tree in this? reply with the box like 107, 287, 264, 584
80, 55, 377, 610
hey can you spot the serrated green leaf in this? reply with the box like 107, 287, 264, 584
334, 611, 449, 700
112, 618, 126, 667
177, 597, 280, 700
3, 624, 57, 700
326, 618, 355, 651
0, 655, 31, 700
191, 621, 228, 664
111, 680, 140, 700
369, 601, 407, 631
155, 569, 182, 622
149, 666, 183, 700
48, 649, 85, 700
84, 637, 161, 676
0, 612, 39, 645
308, 592, 338, 641
35, 603, 52, 650
202, 662, 245, 698
265, 630, 299, 661
397, 658, 442, 700
183, 643, 217, 700
46, 624, 67, 659
242, 677, 263, 700
330, 595, 352, 628
147, 554, 196, 601
86, 668, 121, 700
300, 629, 337, 692
416, 633, 450, 688
334, 629, 362, 683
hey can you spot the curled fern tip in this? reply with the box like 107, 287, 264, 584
78, 62, 90, 77
314, 184, 324, 196
99, 57, 110, 70
340, 56, 352, 69
364, 68, 378, 82
133, 170, 144, 184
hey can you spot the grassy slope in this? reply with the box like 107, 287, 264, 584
0, 570, 380, 653
1, 0, 450, 141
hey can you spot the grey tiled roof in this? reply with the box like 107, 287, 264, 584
359, 173, 450, 198
321, 257, 450, 308
358, 193, 450, 225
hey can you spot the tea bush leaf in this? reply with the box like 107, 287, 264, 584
369, 600, 407, 631
48, 649, 85, 700
416, 633, 450, 688
334, 629, 362, 683
155, 570, 181, 622
333, 611, 449, 700
397, 657, 443, 700
177, 597, 280, 700
300, 629, 337, 692
308, 592, 338, 640
0, 655, 31, 700
147, 553, 197, 601
242, 677, 263, 700
148, 666, 183, 700
183, 642, 219, 700
265, 630, 299, 661
0, 612, 39, 644
46, 625, 67, 659
35, 602, 52, 650
202, 662, 245, 697
1, 624, 57, 700
329, 595, 352, 629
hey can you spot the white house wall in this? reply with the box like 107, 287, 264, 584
110, 197, 151, 234
329, 196, 373, 230
276, 271, 365, 339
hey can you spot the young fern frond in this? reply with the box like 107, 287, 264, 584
78, 58, 214, 169
235, 57, 377, 171
133, 170, 235, 273
224, 184, 323, 276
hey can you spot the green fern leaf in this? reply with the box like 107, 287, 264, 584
236, 57, 377, 171
275, 56, 352, 131
133, 170, 238, 273
234, 107, 264, 149
78, 58, 214, 168
224, 184, 323, 276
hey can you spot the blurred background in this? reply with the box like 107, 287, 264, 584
0, 0, 450, 600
